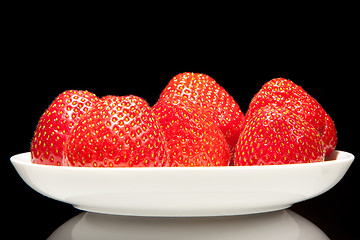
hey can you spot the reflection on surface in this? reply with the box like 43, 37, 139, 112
49, 210, 329, 240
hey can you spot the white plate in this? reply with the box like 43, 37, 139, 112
11, 151, 354, 217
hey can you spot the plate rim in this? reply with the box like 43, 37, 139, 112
10, 150, 354, 172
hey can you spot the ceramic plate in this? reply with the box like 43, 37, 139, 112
11, 150, 354, 216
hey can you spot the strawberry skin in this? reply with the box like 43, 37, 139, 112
323, 114, 337, 156
247, 78, 337, 156
152, 97, 230, 167
64, 95, 169, 167
159, 72, 244, 158
235, 106, 325, 166
31, 90, 99, 166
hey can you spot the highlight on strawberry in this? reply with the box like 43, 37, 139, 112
30, 74, 337, 167
31, 90, 100, 166
152, 97, 230, 167
64, 95, 170, 167
235, 105, 325, 166
159, 72, 245, 160
246, 78, 337, 158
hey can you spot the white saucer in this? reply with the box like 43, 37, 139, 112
11, 150, 354, 217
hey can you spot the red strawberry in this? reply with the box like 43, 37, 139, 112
31, 90, 99, 165
322, 114, 337, 156
64, 95, 169, 167
235, 105, 325, 166
152, 97, 230, 167
159, 72, 244, 159
247, 78, 337, 156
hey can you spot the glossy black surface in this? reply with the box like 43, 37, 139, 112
6, 36, 358, 239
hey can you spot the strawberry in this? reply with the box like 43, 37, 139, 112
31, 90, 99, 165
64, 95, 169, 167
247, 78, 337, 156
322, 114, 337, 156
235, 105, 325, 166
152, 97, 230, 167
159, 72, 244, 159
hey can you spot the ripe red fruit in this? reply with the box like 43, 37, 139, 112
247, 78, 337, 156
152, 97, 230, 167
159, 72, 244, 158
31, 90, 99, 166
322, 114, 337, 156
64, 95, 169, 167
235, 105, 325, 166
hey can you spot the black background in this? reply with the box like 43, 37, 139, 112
5, 14, 359, 239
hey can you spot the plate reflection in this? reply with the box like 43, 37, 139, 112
49, 210, 329, 240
